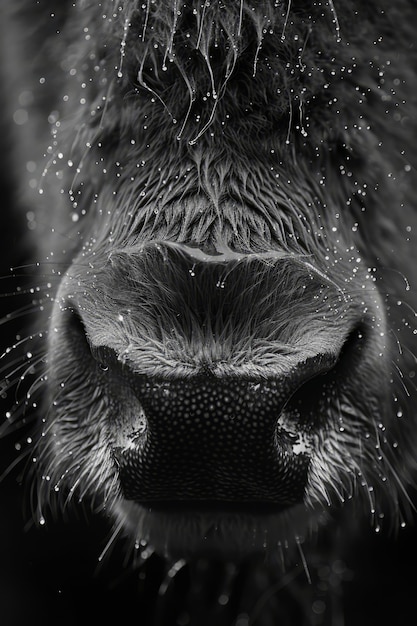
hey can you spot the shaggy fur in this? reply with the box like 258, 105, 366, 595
2, 0, 417, 624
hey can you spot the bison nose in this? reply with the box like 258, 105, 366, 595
112, 353, 339, 506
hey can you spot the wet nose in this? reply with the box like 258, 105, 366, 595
113, 355, 335, 505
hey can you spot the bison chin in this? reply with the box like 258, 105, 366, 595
39, 241, 391, 561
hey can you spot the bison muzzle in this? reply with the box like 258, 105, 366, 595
2, 0, 417, 624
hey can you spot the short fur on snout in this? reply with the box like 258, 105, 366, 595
45, 237, 392, 556
3, 0, 417, 623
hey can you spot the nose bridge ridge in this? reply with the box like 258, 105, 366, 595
74, 243, 350, 379
138, 247, 345, 357
111, 243, 338, 332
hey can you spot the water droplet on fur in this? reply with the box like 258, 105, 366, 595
312, 600, 326, 615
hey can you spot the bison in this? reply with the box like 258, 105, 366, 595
2, 0, 417, 624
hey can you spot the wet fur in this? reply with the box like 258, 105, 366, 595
2, 1, 417, 625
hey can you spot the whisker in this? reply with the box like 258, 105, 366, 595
98, 517, 125, 564
0, 447, 32, 484
295, 536, 311, 584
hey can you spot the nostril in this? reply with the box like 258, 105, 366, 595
283, 325, 368, 421
323, 324, 368, 381
63, 305, 119, 371
62, 306, 90, 350
286, 352, 338, 394
337, 325, 368, 369
50, 305, 93, 367
90, 343, 119, 372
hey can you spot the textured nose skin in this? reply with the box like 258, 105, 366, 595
114, 376, 310, 504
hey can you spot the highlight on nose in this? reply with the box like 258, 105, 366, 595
113, 375, 305, 505
111, 349, 342, 507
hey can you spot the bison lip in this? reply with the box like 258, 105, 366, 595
113, 498, 324, 560
132, 500, 288, 514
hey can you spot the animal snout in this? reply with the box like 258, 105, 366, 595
49, 243, 384, 515
100, 328, 363, 508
